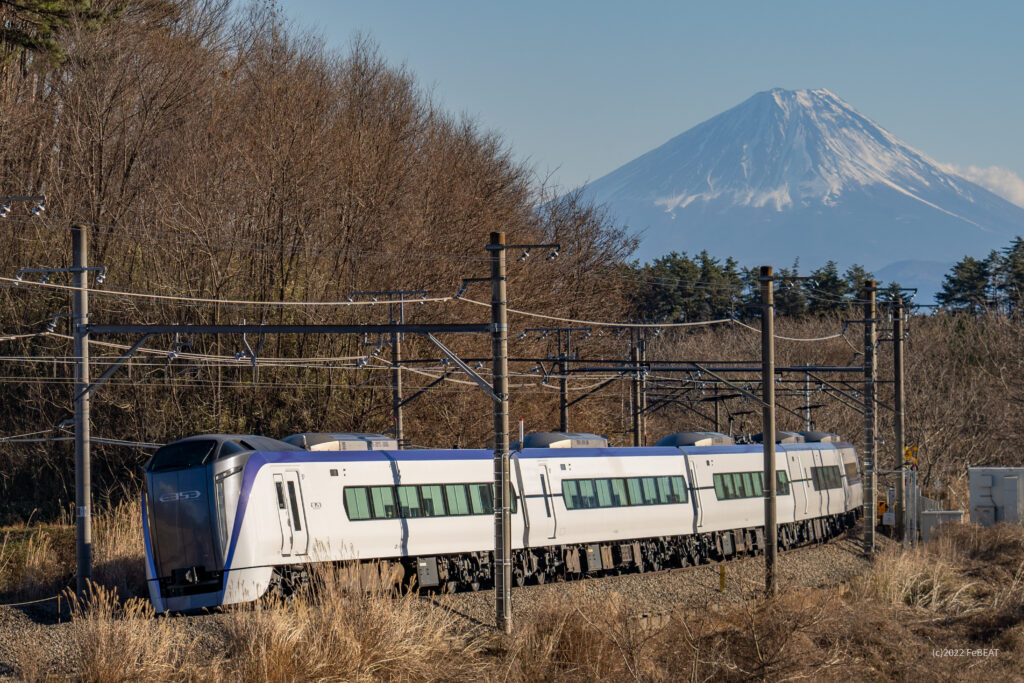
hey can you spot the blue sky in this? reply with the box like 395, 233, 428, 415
278, 1, 1024, 201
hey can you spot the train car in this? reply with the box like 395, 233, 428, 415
143, 431, 862, 612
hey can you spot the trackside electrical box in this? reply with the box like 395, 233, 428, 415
969, 467, 1024, 526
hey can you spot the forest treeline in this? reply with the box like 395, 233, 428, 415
0, 0, 636, 519
630, 252, 880, 321
630, 236, 1024, 323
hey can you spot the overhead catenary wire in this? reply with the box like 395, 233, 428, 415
730, 319, 851, 342
458, 297, 733, 328
0, 276, 454, 308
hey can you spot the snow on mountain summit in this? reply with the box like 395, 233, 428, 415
596, 88, 971, 217
578, 88, 1024, 280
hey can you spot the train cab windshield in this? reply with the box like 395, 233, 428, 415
147, 439, 218, 472
146, 436, 301, 473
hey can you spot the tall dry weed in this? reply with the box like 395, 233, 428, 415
20, 532, 61, 594
63, 583, 199, 683
503, 590, 662, 681
93, 499, 146, 597
220, 563, 486, 681
851, 548, 976, 613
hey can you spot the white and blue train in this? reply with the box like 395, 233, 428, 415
142, 430, 863, 612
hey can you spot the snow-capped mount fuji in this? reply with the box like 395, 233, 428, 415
578, 89, 1024, 296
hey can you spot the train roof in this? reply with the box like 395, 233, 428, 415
224, 441, 855, 466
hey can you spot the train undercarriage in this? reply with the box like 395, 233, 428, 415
267, 510, 860, 597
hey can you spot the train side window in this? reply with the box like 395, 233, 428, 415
670, 476, 688, 503
713, 474, 726, 500
469, 483, 493, 515
626, 478, 643, 505
640, 477, 658, 505
445, 484, 470, 515
344, 487, 372, 521
732, 473, 747, 498
578, 480, 597, 509
810, 466, 841, 491
275, 482, 286, 509
562, 480, 580, 510
655, 476, 672, 504
611, 478, 629, 506
286, 481, 302, 531
844, 461, 860, 482
419, 485, 447, 517
594, 479, 613, 507
721, 474, 737, 500
370, 486, 397, 519
741, 472, 755, 498
396, 485, 423, 518
752, 473, 764, 496
777, 471, 791, 495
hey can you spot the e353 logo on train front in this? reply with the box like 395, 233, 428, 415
159, 490, 202, 503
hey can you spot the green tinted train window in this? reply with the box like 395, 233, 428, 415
777, 470, 791, 495
370, 486, 397, 519
640, 477, 658, 505
469, 483, 492, 514
626, 478, 643, 505
655, 476, 672, 504
670, 476, 688, 503
397, 486, 423, 518
445, 484, 470, 515
611, 478, 629, 506
578, 480, 597, 509
344, 487, 371, 521
562, 480, 581, 509
419, 485, 446, 517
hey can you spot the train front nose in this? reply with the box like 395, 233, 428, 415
147, 466, 223, 601
144, 438, 224, 611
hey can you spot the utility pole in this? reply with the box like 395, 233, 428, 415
893, 296, 906, 544
559, 350, 569, 433
803, 372, 811, 431
862, 281, 877, 556
489, 232, 512, 635
713, 385, 720, 432
631, 344, 642, 446
759, 266, 777, 596
391, 298, 404, 446
353, 289, 426, 446
639, 332, 647, 445
73, 224, 92, 597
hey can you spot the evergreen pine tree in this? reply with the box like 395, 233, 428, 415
937, 255, 992, 313
806, 261, 848, 315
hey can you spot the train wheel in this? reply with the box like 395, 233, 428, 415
469, 579, 481, 592
534, 572, 547, 585
513, 569, 526, 587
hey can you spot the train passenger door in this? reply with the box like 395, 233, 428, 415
788, 452, 808, 521
539, 464, 558, 541
683, 452, 702, 532
273, 471, 308, 557
813, 449, 829, 515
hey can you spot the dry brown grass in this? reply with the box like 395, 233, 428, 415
93, 499, 146, 599
0, 502, 144, 601
216, 563, 488, 682
850, 548, 977, 613
7, 523, 1024, 680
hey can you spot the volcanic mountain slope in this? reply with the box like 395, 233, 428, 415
578, 88, 1024, 292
